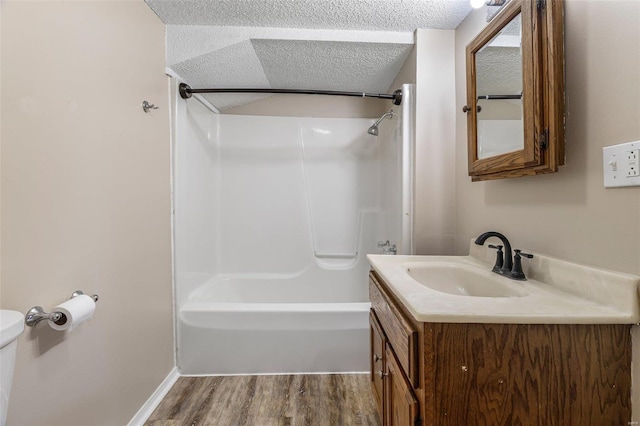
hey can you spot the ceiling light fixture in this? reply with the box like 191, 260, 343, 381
470, 0, 486, 9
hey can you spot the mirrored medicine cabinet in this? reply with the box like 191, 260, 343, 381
464, 0, 565, 181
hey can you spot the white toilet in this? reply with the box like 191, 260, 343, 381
0, 310, 25, 426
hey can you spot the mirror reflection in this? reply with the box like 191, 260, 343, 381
475, 12, 523, 159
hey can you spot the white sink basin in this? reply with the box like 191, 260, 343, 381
405, 262, 527, 298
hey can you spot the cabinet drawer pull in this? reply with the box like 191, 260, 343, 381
373, 354, 382, 363
377, 370, 388, 379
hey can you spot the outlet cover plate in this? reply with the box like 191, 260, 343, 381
603, 140, 640, 188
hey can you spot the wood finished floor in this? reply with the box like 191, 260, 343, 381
145, 374, 381, 426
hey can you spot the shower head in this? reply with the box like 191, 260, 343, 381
367, 109, 395, 136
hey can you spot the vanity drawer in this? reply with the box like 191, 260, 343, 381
369, 272, 419, 388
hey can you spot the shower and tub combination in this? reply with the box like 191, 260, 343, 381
173, 84, 415, 375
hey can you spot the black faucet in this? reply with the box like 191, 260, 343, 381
474, 231, 533, 280
474, 231, 513, 273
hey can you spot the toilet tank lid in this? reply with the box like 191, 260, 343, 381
0, 310, 25, 349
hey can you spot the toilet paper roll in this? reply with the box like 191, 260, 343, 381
48, 294, 96, 331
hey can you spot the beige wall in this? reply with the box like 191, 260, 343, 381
454, 0, 640, 417
1, 1, 174, 425
389, 43, 417, 89
415, 29, 457, 255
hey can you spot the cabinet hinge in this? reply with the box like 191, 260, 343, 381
414, 417, 422, 426
539, 128, 549, 150
537, 0, 546, 10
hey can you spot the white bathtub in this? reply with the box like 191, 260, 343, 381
177, 275, 371, 375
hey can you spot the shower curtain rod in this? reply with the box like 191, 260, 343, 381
178, 83, 403, 105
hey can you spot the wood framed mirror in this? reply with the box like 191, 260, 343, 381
465, 0, 564, 181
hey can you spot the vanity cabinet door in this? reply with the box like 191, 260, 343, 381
370, 310, 386, 417
385, 345, 420, 426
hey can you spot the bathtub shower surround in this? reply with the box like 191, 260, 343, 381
173, 84, 415, 375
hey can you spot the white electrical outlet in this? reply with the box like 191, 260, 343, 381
626, 149, 640, 176
603, 141, 640, 187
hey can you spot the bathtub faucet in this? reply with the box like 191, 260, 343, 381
378, 240, 397, 255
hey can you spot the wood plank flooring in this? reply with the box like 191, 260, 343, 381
145, 374, 381, 426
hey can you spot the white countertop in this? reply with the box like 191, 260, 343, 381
367, 244, 640, 324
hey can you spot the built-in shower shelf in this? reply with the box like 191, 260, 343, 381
314, 252, 358, 259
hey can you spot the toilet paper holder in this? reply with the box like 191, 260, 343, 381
25, 290, 99, 327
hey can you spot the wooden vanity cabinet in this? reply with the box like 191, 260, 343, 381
369, 270, 633, 425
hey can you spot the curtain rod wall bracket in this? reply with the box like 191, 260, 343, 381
392, 89, 402, 105
178, 83, 402, 105
179, 83, 193, 99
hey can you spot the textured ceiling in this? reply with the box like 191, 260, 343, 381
147, 0, 472, 31
146, 0, 473, 110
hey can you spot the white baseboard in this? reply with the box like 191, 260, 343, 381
127, 367, 180, 426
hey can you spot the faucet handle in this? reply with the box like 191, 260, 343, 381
487, 244, 504, 272
510, 249, 534, 280
514, 249, 534, 259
